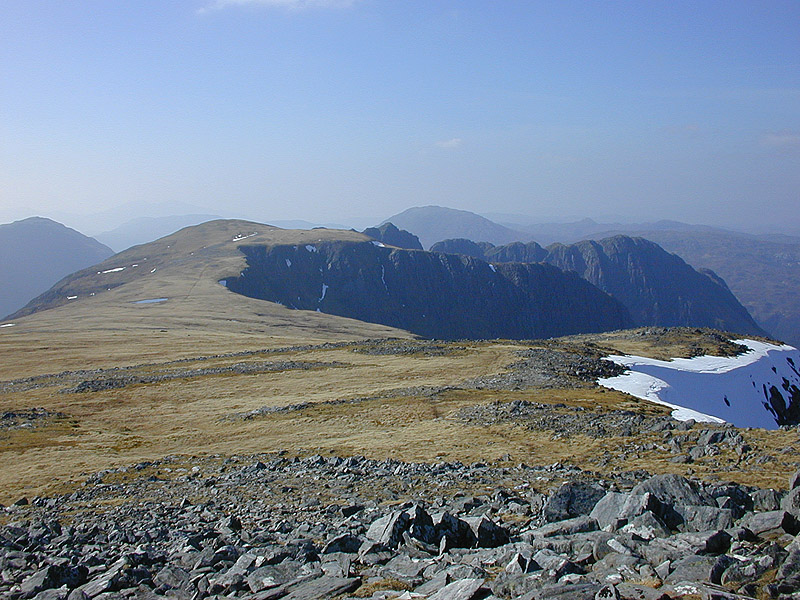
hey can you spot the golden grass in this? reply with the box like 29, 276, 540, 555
0, 222, 796, 503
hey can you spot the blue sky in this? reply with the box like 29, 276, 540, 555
1, 0, 798, 232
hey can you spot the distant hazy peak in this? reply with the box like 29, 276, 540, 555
0, 216, 113, 319
383, 205, 528, 249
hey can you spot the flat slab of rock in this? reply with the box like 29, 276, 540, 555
427, 577, 486, 600
282, 576, 360, 600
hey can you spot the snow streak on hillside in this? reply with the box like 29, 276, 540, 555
598, 340, 800, 429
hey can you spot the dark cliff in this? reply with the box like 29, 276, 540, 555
543, 236, 765, 335
486, 241, 548, 264
225, 241, 632, 340
429, 234, 765, 337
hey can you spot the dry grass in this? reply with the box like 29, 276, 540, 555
0, 223, 796, 503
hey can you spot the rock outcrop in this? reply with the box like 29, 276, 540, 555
362, 223, 423, 250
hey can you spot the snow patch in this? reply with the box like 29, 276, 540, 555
598, 339, 800, 429
0, 323, 15, 328
218, 279, 227, 287
380, 265, 388, 291
371, 241, 386, 247
133, 298, 168, 304
305, 244, 317, 253
67, 296, 77, 300
285, 259, 292, 267
489, 264, 496, 272
99, 267, 125, 274
319, 283, 329, 302
150, 268, 157, 273
232, 232, 258, 242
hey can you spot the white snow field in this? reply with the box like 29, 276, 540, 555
598, 340, 800, 429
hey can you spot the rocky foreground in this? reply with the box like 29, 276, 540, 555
2, 448, 800, 600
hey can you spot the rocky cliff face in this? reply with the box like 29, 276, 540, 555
225, 241, 632, 340
486, 241, 548, 264
544, 236, 765, 336
430, 235, 765, 337
362, 223, 423, 250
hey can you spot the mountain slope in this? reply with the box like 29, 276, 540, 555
384, 206, 528, 249
4, 221, 412, 373
0, 217, 113, 319
225, 240, 632, 340
430, 234, 765, 337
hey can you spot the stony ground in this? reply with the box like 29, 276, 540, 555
2, 329, 800, 599
3, 448, 800, 600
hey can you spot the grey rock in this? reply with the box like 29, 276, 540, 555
532, 548, 583, 578
751, 488, 782, 512
775, 547, 800, 596
631, 474, 709, 508
590, 492, 661, 531
543, 481, 606, 523
519, 582, 599, 600
407, 504, 437, 545
32, 588, 68, 600
741, 510, 800, 536
366, 511, 410, 547
322, 533, 362, 554
665, 554, 734, 585
615, 582, 669, 600
620, 511, 670, 541
21, 565, 87, 599
427, 577, 486, 600
676, 505, 734, 532
247, 562, 306, 593
380, 554, 432, 581
282, 576, 360, 600
414, 572, 451, 595
791, 469, 800, 490
782, 487, 800, 520
462, 516, 509, 548
531, 515, 599, 538
153, 566, 190, 590
434, 512, 477, 549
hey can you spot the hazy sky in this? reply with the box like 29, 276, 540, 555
1, 1, 798, 232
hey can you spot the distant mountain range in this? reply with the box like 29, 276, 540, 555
0, 217, 113, 319
5, 211, 795, 346
95, 214, 221, 252
387, 206, 800, 346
